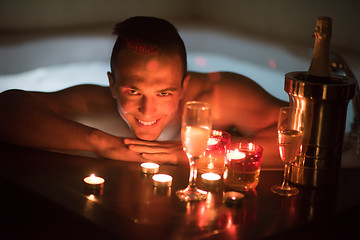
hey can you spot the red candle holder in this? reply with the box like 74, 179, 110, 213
224, 142, 263, 191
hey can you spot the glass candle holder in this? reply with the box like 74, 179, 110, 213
224, 142, 263, 191
197, 130, 231, 175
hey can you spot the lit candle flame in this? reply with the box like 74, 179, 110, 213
153, 174, 172, 182
207, 137, 219, 145
249, 142, 253, 150
207, 162, 215, 169
140, 162, 160, 174
84, 173, 105, 185
152, 174, 172, 187
201, 172, 221, 181
227, 149, 246, 160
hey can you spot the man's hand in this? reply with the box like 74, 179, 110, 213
89, 133, 145, 162
124, 138, 188, 165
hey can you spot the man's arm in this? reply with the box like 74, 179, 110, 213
0, 88, 96, 151
0, 86, 146, 163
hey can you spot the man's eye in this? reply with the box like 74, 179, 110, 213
157, 92, 172, 97
128, 89, 140, 95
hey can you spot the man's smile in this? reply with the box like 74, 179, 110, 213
135, 118, 160, 127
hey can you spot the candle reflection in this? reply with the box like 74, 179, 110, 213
83, 193, 99, 220
184, 192, 228, 230
176, 188, 261, 236
132, 173, 172, 225
241, 189, 258, 224
153, 187, 171, 196
87, 194, 96, 201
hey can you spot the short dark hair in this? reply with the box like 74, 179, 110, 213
110, 16, 187, 80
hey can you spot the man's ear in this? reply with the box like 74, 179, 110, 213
107, 71, 117, 99
180, 73, 190, 99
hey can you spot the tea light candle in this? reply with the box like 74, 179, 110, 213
83, 173, 105, 195
141, 162, 160, 174
227, 149, 246, 160
201, 172, 221, 185
152, 174, 173, 188
223, 191, 244, 207
84, 173, 105, 185
207, 137, 220, 146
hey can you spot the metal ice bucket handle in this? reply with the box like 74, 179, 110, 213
330, 52, 360, 133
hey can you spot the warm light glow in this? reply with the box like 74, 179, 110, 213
146, 60, 159, 71
207, 162, 215, 169
201, 172, 221, 181
141, 162, 160, 174
84, 173, 105, 185
88, 194, 96, 201
226, 216, 233, 229
227, 149, 246, 160
153, 174, 172, 182
249, 142, 253, 150
141, 162, 159, 169
152, 174, 173, 187
207, 137, 219, 146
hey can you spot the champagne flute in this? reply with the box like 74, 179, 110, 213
271, 107, 304, 196
176, 101, 211, 201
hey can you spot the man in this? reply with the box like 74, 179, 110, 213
0, 16, 287, 168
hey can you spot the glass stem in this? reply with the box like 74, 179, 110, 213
281, 162, 291, 189
188, 156, 198, 190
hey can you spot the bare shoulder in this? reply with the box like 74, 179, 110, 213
186, 71, 282, 102
182, 72, 212, 100
49, 84, 111, 99
187, 71, 287, 133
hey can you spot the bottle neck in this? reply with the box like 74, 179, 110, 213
308, 16, 332, 79
308, 37, 330, 78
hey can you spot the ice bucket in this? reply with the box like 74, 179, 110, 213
285, 71, 357, 187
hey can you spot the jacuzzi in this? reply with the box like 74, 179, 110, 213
1, 25, 359, 132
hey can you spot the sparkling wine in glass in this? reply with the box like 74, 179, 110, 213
271, 107, 304, 196
176, 101, 211, 201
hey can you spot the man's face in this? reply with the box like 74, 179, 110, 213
109, 49, 188, 141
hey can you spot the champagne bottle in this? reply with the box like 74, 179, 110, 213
306, 16, 332, 83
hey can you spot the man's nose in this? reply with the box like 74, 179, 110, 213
138, 96, 157, 116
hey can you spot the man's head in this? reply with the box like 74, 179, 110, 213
107, 16, 189, 141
